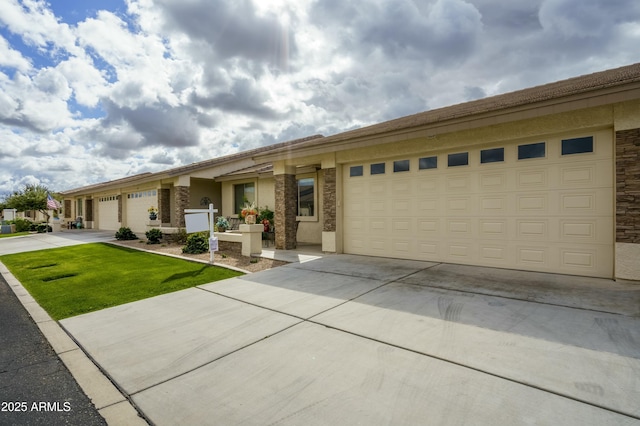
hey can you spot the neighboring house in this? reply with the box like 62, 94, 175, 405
60, 135, 324, 234
62, 63, 640, 280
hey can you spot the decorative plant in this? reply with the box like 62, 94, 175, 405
148, 206, 158, 220
258, 206, 274, 232
115, 227, 138, 240
257, 206, 274, 223
182, 233, 209, 254
145, 228, 163, 244
216, 216, 230, 229
240, 202, 258, 219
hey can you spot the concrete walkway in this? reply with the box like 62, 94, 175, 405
58, 255, 640, 425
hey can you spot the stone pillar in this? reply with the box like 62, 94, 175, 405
85, 199, 94, 221
615, 128, 640, 280
175, 186, 190, 228
159, 189, 171, 223
64, 200, 71, 219
85, 199, 94, 229
323, 168, 336, 232
117, 196, 122, 223
275, 173, 297, 249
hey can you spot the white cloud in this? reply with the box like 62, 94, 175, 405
0, 35, 31, 71
0, 0, 639, 196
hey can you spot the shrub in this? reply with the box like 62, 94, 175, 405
115, 227, 138, 240
145, 228, 163, 244
36, 223, 52, 233
258, 206, 274, 223
182, 233, 209, 254
9, 218, 32, 232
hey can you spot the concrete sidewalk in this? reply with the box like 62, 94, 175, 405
60, 255, 640, 425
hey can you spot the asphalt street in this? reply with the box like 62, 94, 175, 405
0, 273, 107, 426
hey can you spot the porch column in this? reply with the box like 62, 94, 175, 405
159, 188, 171, 223
275, 164, 297, 249
321, 155, 341, 253
174, 175, 191, 228
322, 167, 337, 252
615, 127, 640, 281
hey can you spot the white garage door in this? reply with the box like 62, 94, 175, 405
343, 130, 614, 278
125, 190, 157, 233
98, 196, 119, 231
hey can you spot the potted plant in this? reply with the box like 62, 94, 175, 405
216, 216, 230, 232
258, 206, 274, 231
148, 206, 158, 220
240, 202, 258, 224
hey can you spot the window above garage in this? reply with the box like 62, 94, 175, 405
481, 148, 504, 164
518, 142, 546, 160
562, 136, 593, 155
448, 152, 469, 167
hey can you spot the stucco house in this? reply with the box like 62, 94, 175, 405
62, 62, 640, 281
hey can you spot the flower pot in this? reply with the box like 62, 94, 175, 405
218, 226, 226, 233
149, 214, 157, 220
245, 214, 256, 224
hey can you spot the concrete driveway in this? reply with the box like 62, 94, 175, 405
0, 230, 115, 255
60, 255, 640, 425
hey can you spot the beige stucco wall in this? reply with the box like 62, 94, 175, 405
334, 105, 616, 165
189, 178, 221, 209
614, 99, 640, 131
258, 178, 275, 212
615, 243, 640, 281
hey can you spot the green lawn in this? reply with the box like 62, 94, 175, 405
0, 243, 243, 320
0, 232, 30, 238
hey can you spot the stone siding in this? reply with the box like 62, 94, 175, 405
616, 128, 640, 243
117, 196, 122, 223
175, 186, 190, 228
85, 199, 94, 221
323, 168, 336, 232
64, 200, 72, 219
275, 174, 297, 249
160, 189, 171, 223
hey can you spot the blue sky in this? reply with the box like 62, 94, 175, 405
1, 0, 640, 196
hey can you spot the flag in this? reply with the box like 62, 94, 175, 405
47, 194, 59, 210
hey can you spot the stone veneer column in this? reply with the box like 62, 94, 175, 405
275, 173, 297, 249
159, 189, 171, 223
117, 196, 122, 223
175, 186, 190, 228
615, 128, 640, 280
323, 168, 336, 232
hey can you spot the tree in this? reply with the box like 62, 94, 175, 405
4, 184, 59, 223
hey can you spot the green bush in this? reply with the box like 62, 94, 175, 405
36, 223, 52, 233
182, 233, 209, 254
115, 227, 138, 241
9, 218, 32, 232
145, 228, 163, 244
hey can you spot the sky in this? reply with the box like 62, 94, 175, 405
1, 0, 639, 197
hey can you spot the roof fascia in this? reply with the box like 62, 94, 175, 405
254, 82, 640, 163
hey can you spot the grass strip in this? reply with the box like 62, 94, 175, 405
0, 232, 30, 238
1, 243, 243, 320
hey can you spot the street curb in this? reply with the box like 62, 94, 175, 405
0, 261, 148, 426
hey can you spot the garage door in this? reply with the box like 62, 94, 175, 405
343, 130, 614, 278
98, 196, 119, 231
125, 190, 157, 233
